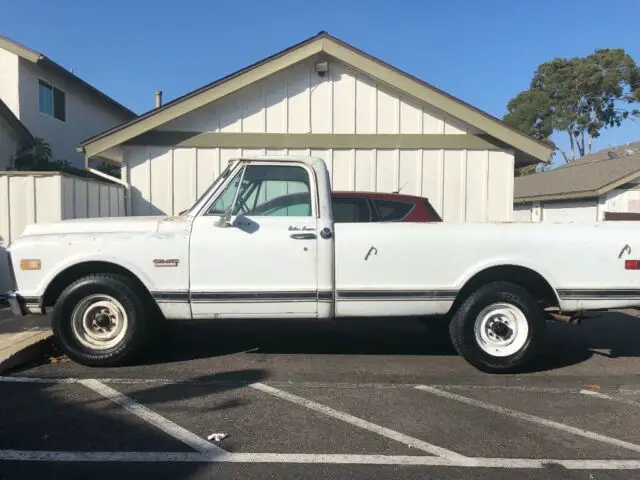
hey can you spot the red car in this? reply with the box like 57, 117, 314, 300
246, 190, 442, 223
251, 190, 441, 222
331, 191, 442, 223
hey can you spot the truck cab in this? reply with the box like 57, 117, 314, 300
184, 155, 335, 320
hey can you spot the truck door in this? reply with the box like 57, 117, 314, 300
188, 161, 320, 318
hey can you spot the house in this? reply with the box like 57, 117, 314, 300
78, 31, 553, 220
514, 142, 640, 222
0, 98, 33, 169
0, 34, 136, 169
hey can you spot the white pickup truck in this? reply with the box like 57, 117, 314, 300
5, 155, 640, 373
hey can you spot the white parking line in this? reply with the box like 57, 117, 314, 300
79, 379, 225, 455
6, 375, 640, 395
416, 385, 640, 454
249, 382, 468, 460
3, 449, 640, 469
581, 389, 640, 408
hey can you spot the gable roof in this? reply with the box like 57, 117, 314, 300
0, 98, 33, 145
78, 31, 554, 164
0, 34, 136, 118
514, 142, 640, 203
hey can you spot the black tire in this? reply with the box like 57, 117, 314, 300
448, 281, 546, 374
51, 273, 152, 367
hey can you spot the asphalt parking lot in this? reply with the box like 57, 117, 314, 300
3, 312, 640, 479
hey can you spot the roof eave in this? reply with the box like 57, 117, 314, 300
0, 99, 34, 145
0, 34, 136, 119
514, 168, 640, 204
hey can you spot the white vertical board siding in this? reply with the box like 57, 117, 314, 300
442, 150, 466, 221
421, 149, 444, 214
61, 176, 123, 220
486, 151, 514, 222
160, 56, 479, 136
354, 149, 376, 191
172, 148, 197, 216
0, 174, 60, 244
126, 145, 515, 222
465, 150, 489, 222
0, 173, 122, 245
135, 56, 516, 222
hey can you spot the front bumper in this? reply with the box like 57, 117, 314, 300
6, 291, 42, 316
7, 291, 26, 316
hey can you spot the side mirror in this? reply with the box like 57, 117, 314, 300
214, 213, 233, 228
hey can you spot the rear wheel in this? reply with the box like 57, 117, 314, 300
449, 281, 546, 373
52, 274, 152, 367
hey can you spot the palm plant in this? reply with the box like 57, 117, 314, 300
13, 137, 52, 169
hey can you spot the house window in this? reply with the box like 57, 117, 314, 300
38, 79, 66, 122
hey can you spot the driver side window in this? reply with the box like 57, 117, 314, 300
205, 164, 312, 217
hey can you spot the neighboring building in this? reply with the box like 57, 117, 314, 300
514, 142, 640, 223
0, 34, 136, 169
0, 98, 33, 169
78, 32, 552, 221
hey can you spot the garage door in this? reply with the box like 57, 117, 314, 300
542, 200, 597, 223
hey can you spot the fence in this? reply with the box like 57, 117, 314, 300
0, 171, 125, 246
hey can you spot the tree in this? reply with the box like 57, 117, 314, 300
94, 162, 121, 179
504, 48, 640, 164
12, 137, 75, 173
13, 137, 53, 169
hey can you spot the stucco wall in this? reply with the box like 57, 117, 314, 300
0, 116, 20, 169
17, 58, 132, 168
0, 49, 20, 116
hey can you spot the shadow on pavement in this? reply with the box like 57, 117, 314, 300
0, 368, 267, 479
522, 310, 640, 373
146, 317, 457, 365
140, 311, 640, 373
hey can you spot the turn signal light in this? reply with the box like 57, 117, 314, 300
625, 260, 640, 270
20, 259, 41, 270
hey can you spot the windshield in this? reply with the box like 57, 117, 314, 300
183, 161, 236, 215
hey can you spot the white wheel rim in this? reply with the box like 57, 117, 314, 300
474, 302, 529, 357
71, 294, 128, 351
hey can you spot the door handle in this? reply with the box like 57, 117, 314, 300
290, 233, 317, 240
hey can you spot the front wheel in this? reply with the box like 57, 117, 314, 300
52, 274, 152, 367
449, 281, 546, 373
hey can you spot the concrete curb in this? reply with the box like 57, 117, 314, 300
0, 307, 54, 375
0, 330, 53, 373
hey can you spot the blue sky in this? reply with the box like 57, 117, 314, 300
2, 0, 638, 165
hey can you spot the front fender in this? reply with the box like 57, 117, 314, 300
26, 253, 155, 299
